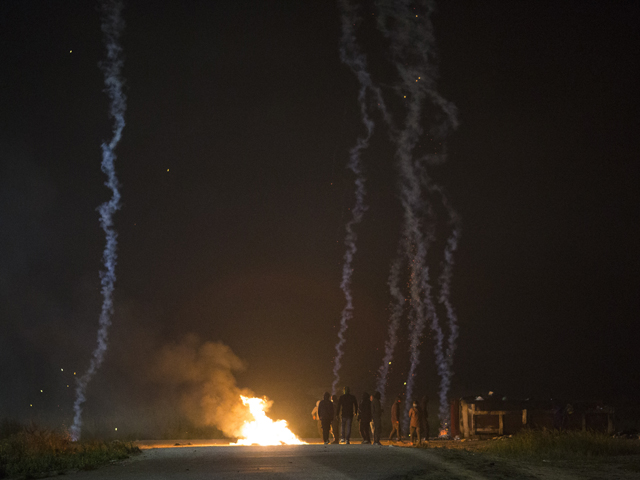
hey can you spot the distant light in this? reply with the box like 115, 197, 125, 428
403, 382, 406, 385
69, 50, 72, 53
115, 428, 118, 431
40, 390, 43, 393
61, 368, 64, 371
67, 385, 69, 387
167, 169, 170, 172
389, 362, 391, 365
30, 404, 33, 407
74, 372, 76, 375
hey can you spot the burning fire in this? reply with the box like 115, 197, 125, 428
231, 395, 306, 446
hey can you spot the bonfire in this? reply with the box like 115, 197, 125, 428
231, 396, 306, 446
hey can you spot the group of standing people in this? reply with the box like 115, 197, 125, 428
312, 387, 429, 446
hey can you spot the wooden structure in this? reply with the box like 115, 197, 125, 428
457, 397, 614, 438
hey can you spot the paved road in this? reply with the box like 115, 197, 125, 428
71, 443, 491, 480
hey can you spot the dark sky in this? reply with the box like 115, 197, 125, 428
1, 0, 639, 435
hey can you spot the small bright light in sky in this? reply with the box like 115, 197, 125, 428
30, 404, 32, 407
115, 427, 118, 431
61, 368, 63, 371
403, 382, 406, 385
69, 50, 72, 53
40, 390, 43, 393
167, 168, 169, 172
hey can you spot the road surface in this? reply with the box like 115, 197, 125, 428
70, 441, 494, 480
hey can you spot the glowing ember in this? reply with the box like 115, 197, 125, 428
439, 429, 448, 437
231, 395, 306, 446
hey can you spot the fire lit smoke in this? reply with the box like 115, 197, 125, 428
153, 335, 304, 445
71, 0, 126, 441
153, 335, 254, 438
332, 0, 380, 394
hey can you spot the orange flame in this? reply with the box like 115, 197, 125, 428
231, 396, 306, 446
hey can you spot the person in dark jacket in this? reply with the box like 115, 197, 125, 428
337, 386, 358, 444
358, 392, 372, 444
331, 394, 340, 444
318, 392, 334, 444
370, 391, 383, 445
389, 394, 403, 442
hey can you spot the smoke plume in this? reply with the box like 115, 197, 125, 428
376, 253, 405, 403
152, 335, 256, 437
71, 0, 126, 441
331, 0, 378, 394
374, 0, 460, 434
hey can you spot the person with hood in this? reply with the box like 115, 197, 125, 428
409, 401, 421, 445
389, 394, 403, 442
337, 386, 358, 444
318, 391, 334, 444
370, 391, 383, 445
358, 392, 372, 444
331, 394, 340, 444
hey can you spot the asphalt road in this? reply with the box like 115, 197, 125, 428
70, 442, 491, 480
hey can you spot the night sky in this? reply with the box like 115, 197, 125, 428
1, 0, 639, 436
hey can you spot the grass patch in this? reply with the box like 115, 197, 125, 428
481, 429, 640, 459
0, 424, 140, 479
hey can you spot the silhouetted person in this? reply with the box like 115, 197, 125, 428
311, 399, 322, 437
337, 386, 358, 444
419, 396, 429, 441
389, 395, 403, 442
409, 401, 421, 445
370, 391, 383, 445
358, 391, 372, 444
331, 394, 340, 443
318, 391, 334, 444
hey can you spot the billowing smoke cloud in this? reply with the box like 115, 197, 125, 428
71, 0, 126, 441
152, 335, 256, 437
376, 253, 405, 403
331, 0, 379, 394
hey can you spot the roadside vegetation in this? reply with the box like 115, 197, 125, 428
0, 420, 140, 479
479, 429, 640, 459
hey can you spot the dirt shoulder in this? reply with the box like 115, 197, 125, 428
410, 441, 640, 480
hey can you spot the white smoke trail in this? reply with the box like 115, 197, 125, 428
374, 0, 459, 434
70, 0, 126, 441
331, 0, 378, 394
430, 185, 461, 367
376, 253, 405, 403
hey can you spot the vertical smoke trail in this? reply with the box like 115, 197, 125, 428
376, 253, 405, 403
430, 185, 461, 366
331, 0, 380, 394
70, 0, 126, 441
375, 0, 459, 434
